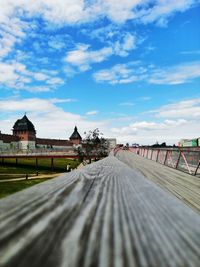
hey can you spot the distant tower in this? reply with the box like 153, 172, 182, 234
69, 126, 82, 145
13, 115, 36, 150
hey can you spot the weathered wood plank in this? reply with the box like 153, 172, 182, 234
115, 150, 200, 213
0, 156, 200, 267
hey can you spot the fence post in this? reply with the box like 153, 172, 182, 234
176, 151, 181, 169
156, 150, 160, 162
194, 161, 200, 176
150, 150, 153, 160
181, 152, 192, 174
51, 158, 54, 171
164, 150, 168, 165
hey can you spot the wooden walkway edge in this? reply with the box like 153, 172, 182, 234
0, 156, 200, 267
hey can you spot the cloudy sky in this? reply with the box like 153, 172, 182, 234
0, 0, 200, 145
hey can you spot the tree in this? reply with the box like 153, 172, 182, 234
75, 128, 109, 163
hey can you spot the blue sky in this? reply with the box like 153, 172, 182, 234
0, 0, 200, 144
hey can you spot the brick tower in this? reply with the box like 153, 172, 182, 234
13, 115, 36, 150
69, 126, 82, 145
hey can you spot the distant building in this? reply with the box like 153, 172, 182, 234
178, 138, 199, 147
0, 132, 19, 150
0, 115, 82, 151
13, 115, 36, 150
36, 138, 73, 150
0, 115, 117, 152
69, 126, 82, 145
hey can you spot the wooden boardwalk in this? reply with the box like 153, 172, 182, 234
116, 150, 200, 213
0, 156, 200, 267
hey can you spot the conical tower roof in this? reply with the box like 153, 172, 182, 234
69, 126, 82, 140
13, 115, 36, 133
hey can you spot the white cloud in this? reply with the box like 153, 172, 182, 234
110, 98, 200, 144
150, 98, 200, 118
48, 39, 66, 50
1, 1, 196, 26
64, 32, 137, 71
110, 118, 199, 145
46, 77, 64, 85
0, 61, 64, 90
139, 0, 197, 26
0, 16, 29, 58
86, 110, 99, 115
50, 98, 77, 104
111, 120, 186, 135
0, 61, 31, 89
94, 61, 200, 85
149, 62, 200, 84
119, 102, 135, 106
93, 62, 142, 84
112, 33, 136, 57
64, 44, 113, 71
63, 66, 77, 78
26, 86, 51, 93
33, 73, 49, 81
0, 0, 197, 46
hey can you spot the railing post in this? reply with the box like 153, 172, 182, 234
150, 149, 153, 160
164, 150, 168, 165
51, 158, 54, 171
168, 151, 175, 168
146, 149, 148, 158
194, 161, 200, 176
156, 150, 160, 162
181, 152, 192, 174
176, 151, 181, 169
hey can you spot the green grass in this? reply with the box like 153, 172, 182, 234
0, 174, 32, 180
0, 179, 53, 199
0, 158, 80, 174
0, 158, 80, 198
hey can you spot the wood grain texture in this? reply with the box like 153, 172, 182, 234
0, 156, 200, 267
116, 150, 200, 213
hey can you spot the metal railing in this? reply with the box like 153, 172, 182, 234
129, 147, 200, 176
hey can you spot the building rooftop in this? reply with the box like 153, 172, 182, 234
0, 133, 19, 143
13, 115, 36, 133
36, 138, 73, 146
69, 126, 82, 140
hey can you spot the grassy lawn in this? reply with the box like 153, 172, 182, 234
0, 158, 80, 174
0, 157, 80, 198
0, 179, 53, 199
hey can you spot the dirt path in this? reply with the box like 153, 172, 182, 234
0, 173, 62, 182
